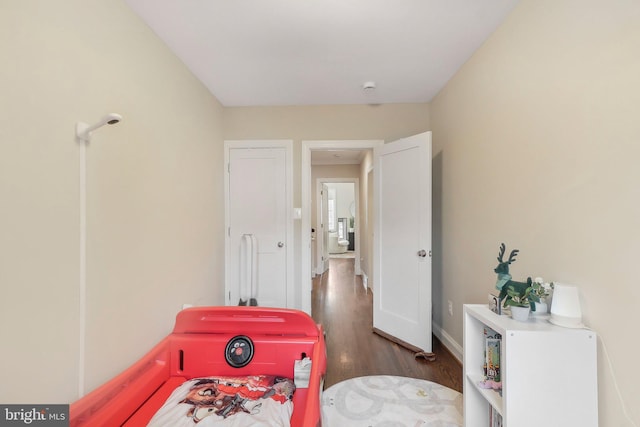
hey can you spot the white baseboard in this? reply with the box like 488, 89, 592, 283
432, 322, 463, 364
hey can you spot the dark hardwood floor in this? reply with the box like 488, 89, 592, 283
312, 257, 463, 393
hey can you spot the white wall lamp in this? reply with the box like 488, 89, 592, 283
75, 113, 123, 397
76, 113, 122, 142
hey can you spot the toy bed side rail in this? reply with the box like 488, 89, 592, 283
303, 323, 327, 427
69, 337, 173, 427
173, 306, 322, 337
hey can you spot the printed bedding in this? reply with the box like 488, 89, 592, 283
147, 375, 296, 427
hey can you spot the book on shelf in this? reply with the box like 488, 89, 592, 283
489, 406, 503, 427
481, 326, 502, 391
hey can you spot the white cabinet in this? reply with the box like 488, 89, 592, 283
463, 304, 598, 427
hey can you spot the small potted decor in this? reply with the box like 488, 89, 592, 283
503, 284, 537, 321
530, 277, 553, 315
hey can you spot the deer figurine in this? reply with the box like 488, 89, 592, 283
494, 243, 534, 309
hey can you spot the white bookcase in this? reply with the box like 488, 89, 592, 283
463, 304, 598, 427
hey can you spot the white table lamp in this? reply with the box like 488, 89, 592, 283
549, 283, 584, 328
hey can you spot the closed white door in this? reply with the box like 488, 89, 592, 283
226, 146, 288, 308
373, 132, 432, 351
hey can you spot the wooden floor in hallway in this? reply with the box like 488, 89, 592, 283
312, 257, 463, 392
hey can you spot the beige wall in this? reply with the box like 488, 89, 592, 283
430, 0, 640, 424
224, 104, 430, 204
224, 104, 430, 302
0, 1, 225, 402
224, 104, 430, 209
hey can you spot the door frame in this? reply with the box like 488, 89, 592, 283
224, 140, 294, 307
301, 140, 384, 314
315, 178, 360, 275
318, 183, 330, 276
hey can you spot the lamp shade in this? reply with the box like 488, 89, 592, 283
549, 283, 584, 328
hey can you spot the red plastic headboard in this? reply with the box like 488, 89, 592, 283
172, 306, 321, 337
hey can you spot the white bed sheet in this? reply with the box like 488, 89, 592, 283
147, 375, 295, 427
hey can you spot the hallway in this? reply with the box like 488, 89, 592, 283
312, 258, 463, 392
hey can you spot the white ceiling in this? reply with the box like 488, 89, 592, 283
125, 0, 520, 107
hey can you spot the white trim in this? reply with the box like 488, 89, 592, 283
224, 140, 295, 308
301, 140, 384, 314
432, 322, 463, 363
316, 178, 360, 275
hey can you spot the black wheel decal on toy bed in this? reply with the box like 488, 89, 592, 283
224, 335, 254, 368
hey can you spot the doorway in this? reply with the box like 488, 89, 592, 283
301, 140, 384, 314
316, 179, 359, 273
303, 132, 432, 353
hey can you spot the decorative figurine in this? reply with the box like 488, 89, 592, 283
494, 243, 533, 310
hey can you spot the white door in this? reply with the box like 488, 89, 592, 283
373, 132, 432, 351
319, 183, 330, 274
226, 146, 289, 308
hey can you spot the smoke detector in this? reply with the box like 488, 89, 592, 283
362, 81, 376, 90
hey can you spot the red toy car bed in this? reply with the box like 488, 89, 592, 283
70, 306, 326, 427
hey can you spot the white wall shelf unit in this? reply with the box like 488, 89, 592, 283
463, 304, 598, 427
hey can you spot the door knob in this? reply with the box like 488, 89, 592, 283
417, 249, 427, 257
278, 241, 284, 248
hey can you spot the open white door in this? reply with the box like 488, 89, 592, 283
373, 132, 432, 352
